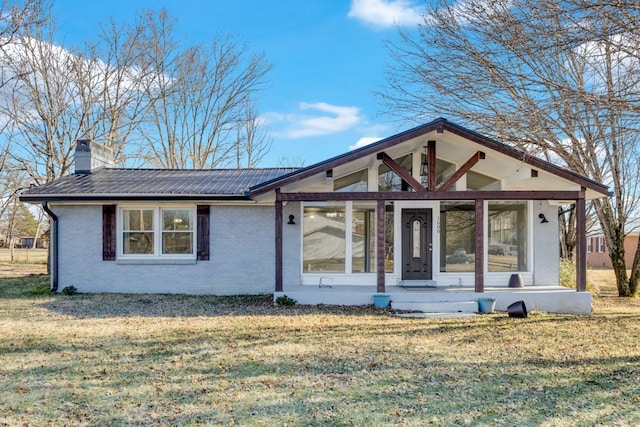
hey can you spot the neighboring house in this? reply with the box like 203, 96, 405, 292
20, 118, 609, 314
587, 232, 639, 268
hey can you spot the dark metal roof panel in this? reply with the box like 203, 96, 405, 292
20, 168, 299, 201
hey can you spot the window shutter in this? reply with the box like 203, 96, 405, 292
103, 205, 116, 261
197, 205, 210, 260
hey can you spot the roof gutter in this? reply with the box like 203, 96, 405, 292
41, 201, 58, 293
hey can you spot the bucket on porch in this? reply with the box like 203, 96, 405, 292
373, 293, 391, 308
508, 273, 524, 288
507, 300, 528, 318
477, 297, 496, 314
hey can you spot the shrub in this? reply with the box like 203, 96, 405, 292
559, 259, 596, 292
275, 294, 296, 307
61, 285, 78, 296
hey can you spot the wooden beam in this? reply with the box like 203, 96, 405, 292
277, 190, 582, 202
475, 199, 484, 292
427, 140, 437, 191
378, 152, 425, 192
376, 199, 386, 293
275, 195, 283, 292
436, 151, 485, 191
575, 190, 587, 292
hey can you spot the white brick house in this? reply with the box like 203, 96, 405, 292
21, 119, 609, 314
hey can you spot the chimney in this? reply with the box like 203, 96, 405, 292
74, 140, 115, 174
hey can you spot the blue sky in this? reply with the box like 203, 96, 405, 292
51, 0, 426, 167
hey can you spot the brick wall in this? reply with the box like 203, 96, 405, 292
55, 204, 275, 295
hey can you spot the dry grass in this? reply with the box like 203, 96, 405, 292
1, 267, 640, 426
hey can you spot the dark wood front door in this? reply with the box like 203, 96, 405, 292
402, 209, 433, 280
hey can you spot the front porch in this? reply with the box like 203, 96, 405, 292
274, 285, 592, 315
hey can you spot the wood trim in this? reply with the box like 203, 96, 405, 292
474, 199, 484, 292
427, 140, 437, 191
378, 152, 425, 192
436, 151, 485, 191
196, 205, 210, 261
576, 192, 586, 292
249, 119, 608, 198
376, 199, 386, 293
275, 197, 283, 292
102, 205, 116, 261
277, 190, 582, 202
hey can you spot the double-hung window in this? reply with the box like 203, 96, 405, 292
120, 207, 195, 257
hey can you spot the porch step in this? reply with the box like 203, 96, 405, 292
391, 300, 478, 313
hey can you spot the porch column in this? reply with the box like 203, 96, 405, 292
376, 199, 386, 293
275, 192, 283, 292
575, 190, 586, 292
474, 199, 484, 292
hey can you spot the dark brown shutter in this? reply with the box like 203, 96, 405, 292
197, 205, 210, 261
103, 205, 116, 261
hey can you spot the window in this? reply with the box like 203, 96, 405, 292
303, 203, 346, 272
378, 154, 412, 191
120, 207, 195, 257
352, 204, 376, 273
488, 201, 528, 272
303, 202, 378, 274
440, 202, 475, 272
587, 238, 593, 253
597, 237, 605, 253
334, 169, 368, 192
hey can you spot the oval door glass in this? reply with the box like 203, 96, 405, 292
412, 219, 421, 258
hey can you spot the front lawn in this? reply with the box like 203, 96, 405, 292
1, 273, 639, 426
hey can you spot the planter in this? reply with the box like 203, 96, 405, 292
373, 293, 390, 308
508, 274, 524, 288
477, 297, 496, 314
507, 300, 528, 318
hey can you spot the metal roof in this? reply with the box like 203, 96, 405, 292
20, 168, 299, 202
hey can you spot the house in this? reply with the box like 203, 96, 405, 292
20, 119, 608, 314
587, 228, 639, 268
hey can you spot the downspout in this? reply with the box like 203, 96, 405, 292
41, 201, 58, 292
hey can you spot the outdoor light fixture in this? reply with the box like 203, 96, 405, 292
420, 146, 428, 177
287, 214, 296, 225
538, 213, 549, 224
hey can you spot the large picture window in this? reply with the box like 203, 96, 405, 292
487, 201, 528, 272
440, 202, 475, 272
303, 203, 346, 272
303, 202, 378, 274
120, 207, 195, 257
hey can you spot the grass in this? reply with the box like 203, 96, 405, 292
1, 267, 640, 425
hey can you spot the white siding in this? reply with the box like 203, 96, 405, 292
54, 204, 275, 295
533, 201, 560, 286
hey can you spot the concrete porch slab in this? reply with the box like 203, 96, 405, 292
275, 285, 592, 315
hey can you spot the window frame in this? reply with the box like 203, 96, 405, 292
118, 205, 197, 259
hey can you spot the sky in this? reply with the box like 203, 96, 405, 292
50, 0, 427, 167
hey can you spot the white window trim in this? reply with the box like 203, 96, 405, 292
117, 204, 197, 259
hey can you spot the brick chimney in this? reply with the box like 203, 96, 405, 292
74, 140, 114, 174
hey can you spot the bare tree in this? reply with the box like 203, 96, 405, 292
0, 11, 149, 183
381, 0, 640, 296
234, 101, 272, 168
137, 10, 272, 169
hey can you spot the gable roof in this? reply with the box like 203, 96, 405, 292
20, 118, 609, 204
249, 117, 609, 198
20, 168, 299, 202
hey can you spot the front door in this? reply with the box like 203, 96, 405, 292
402, 209, 433, 280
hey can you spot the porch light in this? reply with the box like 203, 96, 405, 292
538, 213, 549, 224
420, 146, 428, 177
287, 214, 295, 225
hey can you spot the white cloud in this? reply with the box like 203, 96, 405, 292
348, 0, 423, 28
349, 136, 381, 150
263, 102, 362, 139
